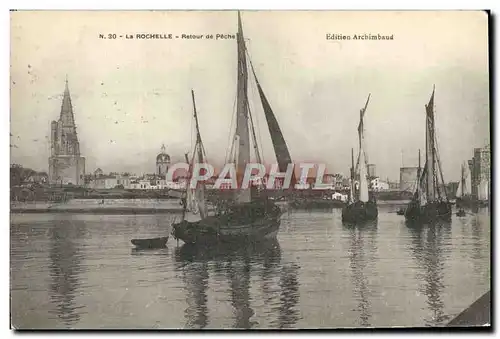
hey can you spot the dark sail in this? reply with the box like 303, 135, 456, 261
250, 69, 293, 175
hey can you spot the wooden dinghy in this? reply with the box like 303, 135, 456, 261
131, 236, 168, 249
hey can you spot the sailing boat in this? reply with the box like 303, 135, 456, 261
404, 87, 452, 223
171, 12, 290, 245
455, 161, 473, 209
341, 95, 378, 223
476, 174, 490, 208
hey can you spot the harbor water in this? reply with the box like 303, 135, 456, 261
10, 203, 490, 329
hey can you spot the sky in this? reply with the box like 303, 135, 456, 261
10, 10, 489, 181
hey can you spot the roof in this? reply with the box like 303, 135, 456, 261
156, 153, 170, 162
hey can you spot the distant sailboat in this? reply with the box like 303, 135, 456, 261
171, 12, 290, 244
455, 161, 473, 209
404, 87, 452, 223
341, 94, 378, 223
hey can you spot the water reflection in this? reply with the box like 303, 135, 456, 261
344, 221, 377, 327
48, 217, 87, 327
174, 239, 300, 329
277, 263, 300, 328
406, 221, 452, 326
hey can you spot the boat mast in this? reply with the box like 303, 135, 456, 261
235, 11, 251, 203
461, 163, 465, 197
191, 89, 207, 218
416, 149, 421, 203
350, 147, 355, 203
192, 90, 205, 164
182, 152, 190, 220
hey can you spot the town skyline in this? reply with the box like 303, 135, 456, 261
10, 11, 489, 181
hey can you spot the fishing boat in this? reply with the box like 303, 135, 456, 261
131, 236, 168, 249
455, 161, 474, 209
341, 95, 378, 223
172, 12, 293, 245
404, 87, 452, 223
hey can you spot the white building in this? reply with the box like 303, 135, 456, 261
331, 192, 348, 202
93, 174, 131, 189
370, 177, 390, 191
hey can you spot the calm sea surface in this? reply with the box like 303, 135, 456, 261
10, 204, 490, 329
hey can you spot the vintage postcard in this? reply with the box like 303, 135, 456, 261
10, 10, 490, 329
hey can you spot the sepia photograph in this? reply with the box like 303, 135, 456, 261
9, 10, 491, 329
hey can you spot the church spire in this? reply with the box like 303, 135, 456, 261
161, 143, 166, 153
60, 77, 75, 127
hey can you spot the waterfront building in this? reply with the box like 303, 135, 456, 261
92, 174, 131, 189
370, 177, 390, 191
48, 79, 86, 186
367, 164, 376, 178
471, 144, 490, 200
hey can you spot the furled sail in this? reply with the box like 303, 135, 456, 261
184, 90, 207, 221
235, 11, 251, 203
184, 152, 201, 220
477, 179, 489, 201
356, 95, 371, 203
192, 90, 207, 219
456, 162, 472, 198
358, 147, 369, 202
418, 162, 428, 206
425, 87, 436, 201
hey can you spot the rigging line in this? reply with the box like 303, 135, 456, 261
432, 106, 448, 199
245, 58, 263, 164
247, 99, 262, 164
224, 91, 238, 163
434, 131, 449, 201
244, 48, 266, 164
190, 105, 194, 160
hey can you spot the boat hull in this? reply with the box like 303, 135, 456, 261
456, 196, 489, 209
131, 236, 169, 249
341, 201, 378, 224
404, 201, 452, 223
289, 199, 345, 209
171, 202, 282, 245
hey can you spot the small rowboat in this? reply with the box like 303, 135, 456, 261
131, 236, 168, 249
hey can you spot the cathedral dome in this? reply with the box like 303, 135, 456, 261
156, 153, 170, 163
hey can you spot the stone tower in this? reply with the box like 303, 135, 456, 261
48, 79, 85, 186
156, 144, 170, 176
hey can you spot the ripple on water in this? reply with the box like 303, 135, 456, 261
10, 207, 490, 328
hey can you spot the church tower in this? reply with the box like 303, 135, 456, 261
156, 144, 170, 177
48, 79, 86, 186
